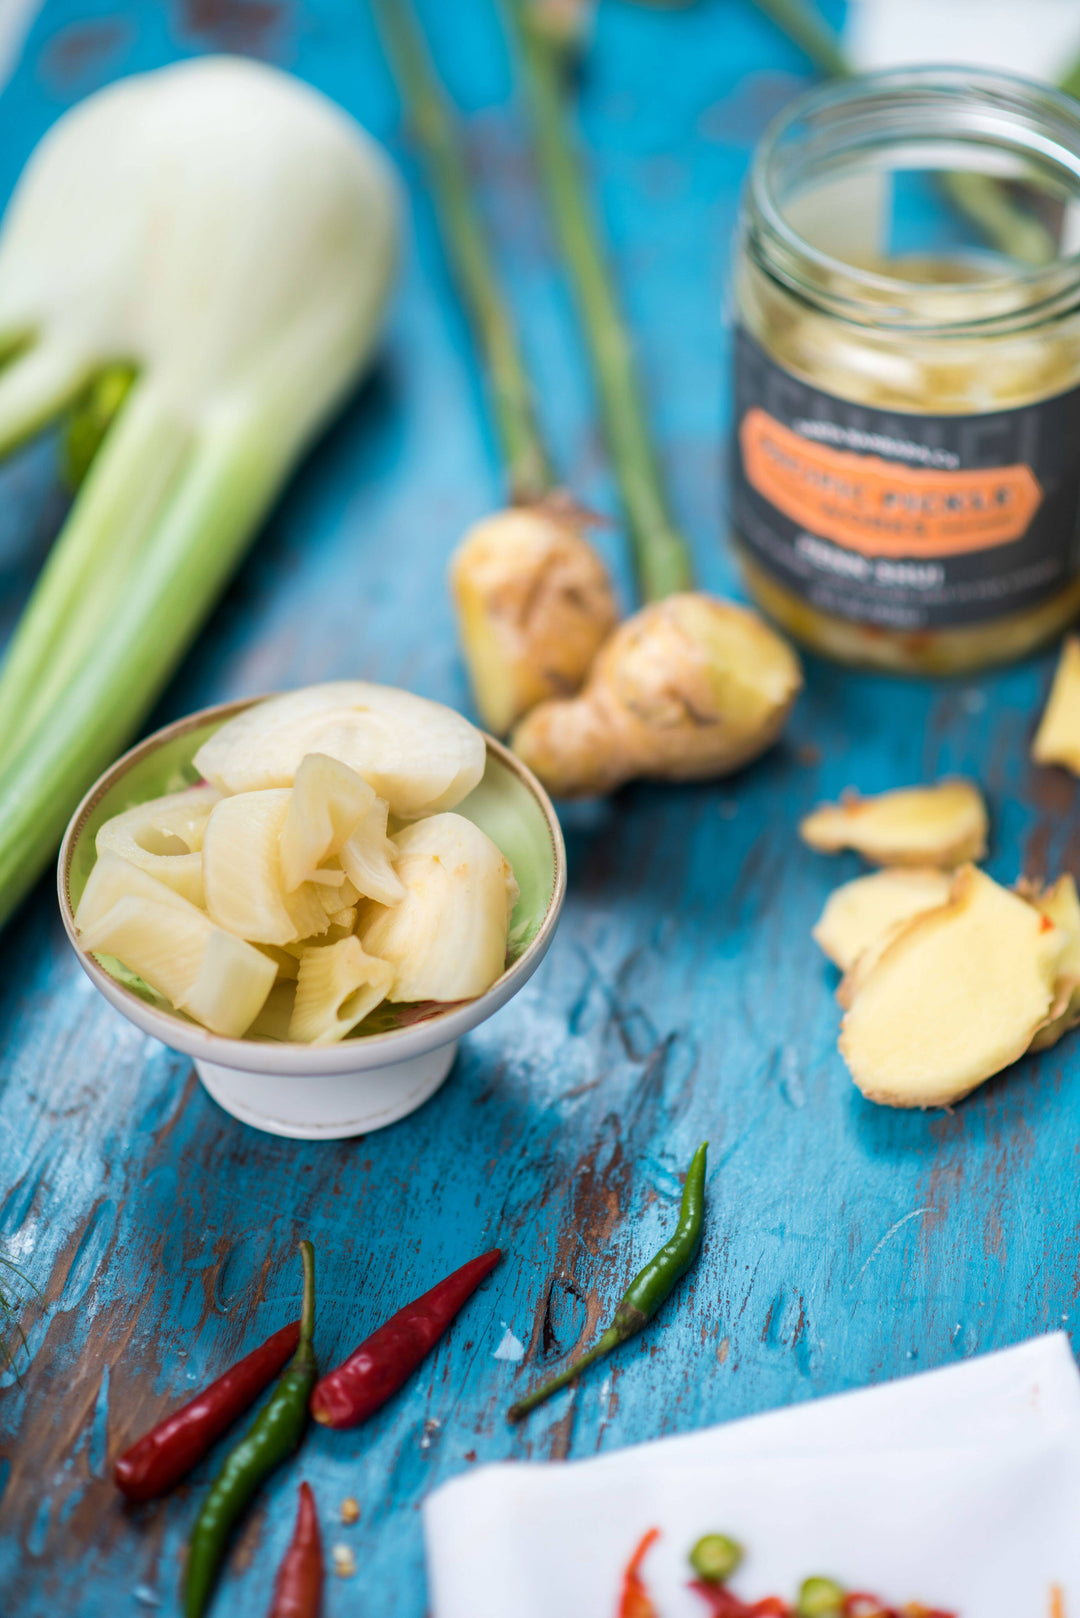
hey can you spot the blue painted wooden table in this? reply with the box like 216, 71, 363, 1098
0, 2, 1075, 1613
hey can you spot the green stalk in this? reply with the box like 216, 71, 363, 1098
750, 0, 849, 78
748, 0, 1057, 267
62, 362, 137, 489
1059, 47, 1080, 103
0, 339, 93, 459
504, 0, 695, 601
0, 412, 283, 926
0, 381, 190, 769
371, 0, 553, 506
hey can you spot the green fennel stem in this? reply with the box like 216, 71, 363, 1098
0, 413, 284, 927
504, 0, 695, 601
749, 0, 1057, 267
0, 382, 190, 770
509, 1142, 707, 1420
371, 0, 553, 506
62, 362, 137, 490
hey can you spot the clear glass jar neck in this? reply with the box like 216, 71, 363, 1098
742, 66, 1080, 338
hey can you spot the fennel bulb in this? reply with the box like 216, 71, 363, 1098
0, 55, 398, 925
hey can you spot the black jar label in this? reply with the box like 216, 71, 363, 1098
731, 325, 1080, 630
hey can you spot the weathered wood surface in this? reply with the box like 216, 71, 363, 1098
0, 1, 1075, 1613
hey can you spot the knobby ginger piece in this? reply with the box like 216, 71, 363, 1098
1028, 873, 1080, 1052
1032, 636, 1080, 773
812, 868, 953, 972
450, 504, 619, 737
511, 593, 801, 797
839, 866, 1063, 1108
800, 780, 988, 868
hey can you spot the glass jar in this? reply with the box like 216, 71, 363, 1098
730, 67, 1080, 673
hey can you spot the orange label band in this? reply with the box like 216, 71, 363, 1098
739, 407, 1044, 559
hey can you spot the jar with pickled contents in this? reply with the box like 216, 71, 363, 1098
731, 67, 1080, 673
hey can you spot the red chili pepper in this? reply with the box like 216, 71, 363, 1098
691, 1581, 791, 1617
619, 1528, 661, 1618
114, 1319, 300, 1501
267, 1481, 323, 1618
310, 1249, 501, 1429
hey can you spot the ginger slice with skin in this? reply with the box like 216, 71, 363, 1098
1027, 873, 1080, 1052
813, 868, 953, 973
1032, 635, 1080, 773
799, 779, 988, 868
839, 865, 1064, 1108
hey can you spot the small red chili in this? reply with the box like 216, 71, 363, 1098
691, 1581, 791, 1617
619, 1527, 661, 1618
267, 1481, 323, 1618
310, 1249, 501, 1429
114, 1319, 300, 1501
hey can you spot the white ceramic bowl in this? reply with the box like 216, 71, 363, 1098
58, 697, 566, 1140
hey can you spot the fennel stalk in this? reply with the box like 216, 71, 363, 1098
0, 57, 398, 926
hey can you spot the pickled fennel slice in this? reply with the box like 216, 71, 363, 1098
75, 855, 275, 1036
202, 789, 328, 946
359, 812, 518, 1003
289, 937, 394, 1043
193, 682, 486, 819
280, 752, 402, 904
95, 783, 221, 906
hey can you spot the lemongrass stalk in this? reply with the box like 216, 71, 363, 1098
371, 0, 553, 505
504, 0, 695, 600
750, 0, 849, 78
0, 382, 190, 767
1060, 47, 1080, 103
748, 0, 1056, 267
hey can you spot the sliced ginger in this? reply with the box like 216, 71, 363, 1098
1032, 635, 1080, 773
800, 779, 988, 868
813, 868, 953, 973
839, 866, 1063, 1108
1026, 874, 1080, 1052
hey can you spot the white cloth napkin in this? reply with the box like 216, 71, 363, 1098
847, 0, 1080, 82
425, 1333, 1080, 1618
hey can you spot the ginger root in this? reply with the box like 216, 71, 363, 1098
510, 592, 802, 797
799, 780, 988, 868
1032, 635, 1080, 773
449, 503, 618, 736
813, 868, 952, 973
839, 866, 1063, 1108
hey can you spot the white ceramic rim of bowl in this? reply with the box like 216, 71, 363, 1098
57, 696, 567, 1079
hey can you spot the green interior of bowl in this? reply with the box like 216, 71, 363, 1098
65, 711, 559, 1042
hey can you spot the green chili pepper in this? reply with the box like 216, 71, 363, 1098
797, 1575, 846, 1617
689, 1532, 743, 1584
508, 1142, 707, 1421
184, 1241, 316, 1618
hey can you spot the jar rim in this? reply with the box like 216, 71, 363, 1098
744, 64, 1080, 335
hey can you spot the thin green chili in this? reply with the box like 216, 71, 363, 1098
508, 1142, 707, 1421
184, 1241, 316, 1618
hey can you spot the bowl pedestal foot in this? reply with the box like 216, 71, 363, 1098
194, 1041, 458, 1140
